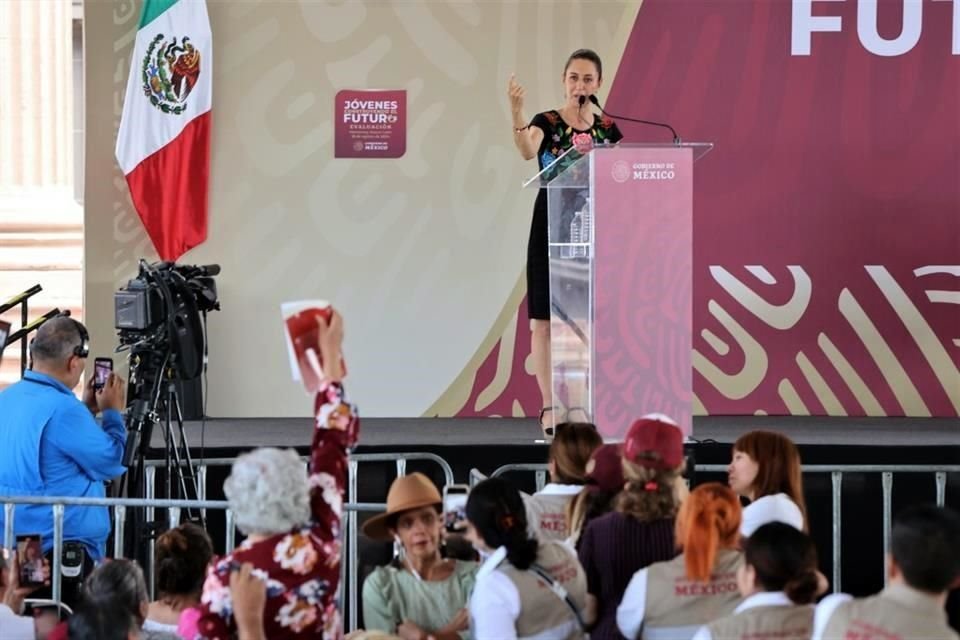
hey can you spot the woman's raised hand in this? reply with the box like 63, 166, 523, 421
508, 74, 525, 117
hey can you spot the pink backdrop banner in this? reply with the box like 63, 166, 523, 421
334, 90, 406, 159
593, 147, 694, 436
605, 0, 960, 417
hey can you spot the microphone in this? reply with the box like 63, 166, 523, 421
588, 95, 680, 144
578, 95, 586, 107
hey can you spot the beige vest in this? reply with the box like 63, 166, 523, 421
821, 583, 960, 640
524, 490, 578, 542
642, 549, 744, 639
706, 603, 813, 640
498, 541, 588, 640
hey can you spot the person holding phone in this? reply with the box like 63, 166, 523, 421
0, 316, 127, 590
94, 357, 113, 391
0, 549, 56, 640
361, 473, 477, 640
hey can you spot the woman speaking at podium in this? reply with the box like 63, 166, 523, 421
508, 49, 622, 436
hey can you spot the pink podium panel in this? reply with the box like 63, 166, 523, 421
531, 143, 707, 439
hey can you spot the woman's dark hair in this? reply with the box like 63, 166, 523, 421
564, 48, 603, 80
891, 504, 960, 593
466, 478, 538, 570
156, 522, 214, 597
550, 422, 602, 484
80, 558, 149, 625
67, 605, 138, 640
744, 522, 819, 604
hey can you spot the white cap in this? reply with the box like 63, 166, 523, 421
740, 493, 805, 537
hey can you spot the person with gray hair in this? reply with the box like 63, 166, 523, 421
183, 310, 359, 639
0, 316, 127, 572
63, 558, 179, 640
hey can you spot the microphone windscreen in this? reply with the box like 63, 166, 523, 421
578, 95, 586, 106
589, 94, 600, 106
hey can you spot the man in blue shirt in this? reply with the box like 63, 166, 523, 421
0, 316, 127, 562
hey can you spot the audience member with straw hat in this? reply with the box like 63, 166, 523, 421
362, 473, 477, 640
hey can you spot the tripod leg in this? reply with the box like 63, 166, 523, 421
168, 381, 206, 529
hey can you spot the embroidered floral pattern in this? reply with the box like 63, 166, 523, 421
532, 110, 623, 180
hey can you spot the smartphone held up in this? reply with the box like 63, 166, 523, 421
94, 357, 113, 390
443, 484, 470, 533
16, 534, 45, 588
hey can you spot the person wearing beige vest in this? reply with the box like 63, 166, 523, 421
618, 483, 744, 640
811, 505, 960, 640
693, 522, 819, 640
523, 423, 602, 542
466, 477, 589, 640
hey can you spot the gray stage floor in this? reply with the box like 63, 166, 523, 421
151, 415, 960, 451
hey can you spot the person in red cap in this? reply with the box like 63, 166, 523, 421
577, 414, 687, 640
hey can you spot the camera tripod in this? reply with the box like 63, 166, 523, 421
119, 347, 206, 556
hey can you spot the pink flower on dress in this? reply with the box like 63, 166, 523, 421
322, 603, 343, 640
200, 572, 232, 616
320, 537, 341, 568
273, 532, 319, 575
572, 132, 594, 154
275, 595, 318, 633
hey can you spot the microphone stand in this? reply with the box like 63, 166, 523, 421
589, 95, 681, 144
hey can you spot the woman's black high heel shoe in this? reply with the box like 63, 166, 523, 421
539, 406, 557, 438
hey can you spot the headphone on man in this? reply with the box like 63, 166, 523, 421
66, 316, 90, 359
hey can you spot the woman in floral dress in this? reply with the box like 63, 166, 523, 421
507, 49, 623, 435
182, 311, 358, 640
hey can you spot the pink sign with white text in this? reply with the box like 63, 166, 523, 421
334, 90, 406, 159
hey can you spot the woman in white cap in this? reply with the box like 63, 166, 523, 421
727, 430, 806, 537
362, 473, 477, 640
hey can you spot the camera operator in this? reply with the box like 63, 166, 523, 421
0, 317, 127, 576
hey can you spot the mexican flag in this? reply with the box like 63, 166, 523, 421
116, 0, 212, 261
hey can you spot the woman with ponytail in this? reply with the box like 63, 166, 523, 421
617, 483, 743, 639
578, 415, 686, 640
465, 477, 589, 640
692, 522, 819, 640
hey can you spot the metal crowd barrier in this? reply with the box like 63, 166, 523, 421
481, 461, 957, 594
2, 451, 453, 629
7, 455, 951, 624
470, 463, 548, 491
0, 495, 385, 620
697, 464, 957, 593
